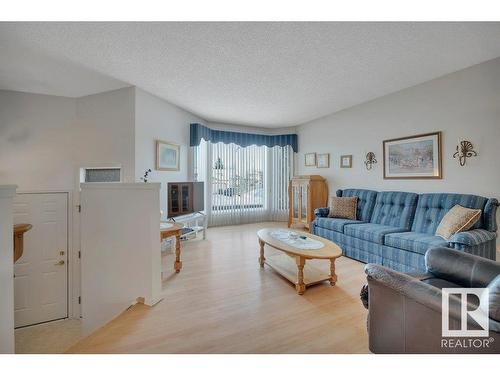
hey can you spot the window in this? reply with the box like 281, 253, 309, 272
81, 168, 121, 183
211, 142, 266, 211
193, 140, 292, 226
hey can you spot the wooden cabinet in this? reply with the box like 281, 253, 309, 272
288, 175, 328, 230
168, 183, 193, 218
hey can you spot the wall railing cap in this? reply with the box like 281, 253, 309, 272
80, 182, 161, 190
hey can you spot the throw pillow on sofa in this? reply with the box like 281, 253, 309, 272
328, 196, 358, 220
435, 204, 482, 240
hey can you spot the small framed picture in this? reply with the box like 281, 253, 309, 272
156, 140, 180, 171
340, 155, 352, 168
317, 153, 330, 168
304, 153, 317, 167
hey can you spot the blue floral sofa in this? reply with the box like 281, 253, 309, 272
312, 189, 498, 272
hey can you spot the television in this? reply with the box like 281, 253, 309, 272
167, 181, 204, 218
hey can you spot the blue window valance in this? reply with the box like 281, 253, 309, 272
190, 123, 298, 152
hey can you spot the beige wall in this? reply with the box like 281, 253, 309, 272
296, 58, 500, 237
296, 58, 500, 202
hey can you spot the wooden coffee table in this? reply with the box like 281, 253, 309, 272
257, 228, 342, 295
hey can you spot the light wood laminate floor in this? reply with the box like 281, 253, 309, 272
68, 222, 370, 353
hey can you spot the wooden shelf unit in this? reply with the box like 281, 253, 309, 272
288, 175, 328, 230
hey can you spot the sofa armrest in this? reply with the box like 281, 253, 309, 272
314, 207, 329, 218
448, 229, 497, 247
425, 247, 500, 288
484, 198, 499, 232
365, 264, 466, 322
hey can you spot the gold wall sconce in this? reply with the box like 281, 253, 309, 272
453, 140, 477, 166
364, 152, 377, 170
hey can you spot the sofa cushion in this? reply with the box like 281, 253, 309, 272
336, 189, 378, 222
370, 191, 418, 230
328, 196, 358, 219
382, 246, 426, 271
344, 223, 407, 244
412, 193, 487, 234
314, 217, 365, 233
384, 231, 448, 255
314, 207, 330, 218
435, 204, 482, 240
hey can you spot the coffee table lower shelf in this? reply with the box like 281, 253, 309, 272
257, 228, 342, 295
264, 253, 331, 289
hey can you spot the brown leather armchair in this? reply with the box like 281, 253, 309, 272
363, 247, 500, 353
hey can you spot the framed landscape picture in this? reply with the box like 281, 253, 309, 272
156, 140, 180, 171
383, 132, 442, 179
317, 153, 330, 168
305, 152, 317, 167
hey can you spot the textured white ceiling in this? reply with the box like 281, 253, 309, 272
1, 22, 500, 127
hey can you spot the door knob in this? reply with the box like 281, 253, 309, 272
54, 260, 65, 266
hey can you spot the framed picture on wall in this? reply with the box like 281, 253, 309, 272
305, 153, 317, 167
156, 140, 180, 171
317, 153, 330, 168
383, 132, 442, 179
340, 155, 352, 168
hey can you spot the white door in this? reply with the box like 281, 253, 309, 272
13, 193, 68, 328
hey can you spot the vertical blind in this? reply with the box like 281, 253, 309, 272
193, 139, 292, 227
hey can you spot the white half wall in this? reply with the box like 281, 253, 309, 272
134, 88, 204, 220
0, 185, 16, 353
80, 182, 161, 335
297, 57, 500, 210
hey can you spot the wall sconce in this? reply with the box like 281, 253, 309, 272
453, 140, 477, 166
364, 152, 377, 170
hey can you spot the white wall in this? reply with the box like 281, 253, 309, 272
0, 90, 77, 190
0, 87, 136, 191
0, 87, 137, 319
297, 58, 500, 208
75, 87, 136, 184
80, 183, 161, 335
0, 185, 16, 353
134, 88, 204, 220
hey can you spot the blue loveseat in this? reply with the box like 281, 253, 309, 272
312, 189, 498, 272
